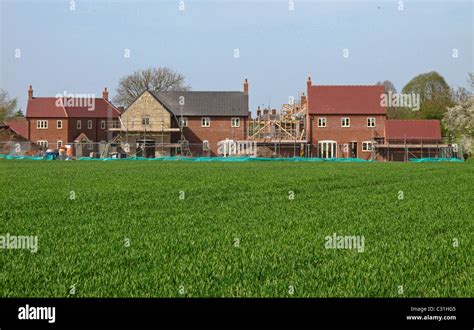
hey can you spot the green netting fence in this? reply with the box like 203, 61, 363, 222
409, 157, 464, 162
1, 154, 464, 162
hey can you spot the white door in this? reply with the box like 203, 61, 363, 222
318, 140, 337, 158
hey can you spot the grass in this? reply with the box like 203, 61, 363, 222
0, 159, 472, 297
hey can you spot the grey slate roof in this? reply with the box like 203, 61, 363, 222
151, 91, 248, 117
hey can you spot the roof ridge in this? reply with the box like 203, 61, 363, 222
153, 90, 244, 93
311, 85, 383, 87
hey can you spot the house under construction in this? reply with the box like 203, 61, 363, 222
248, 93, 309, 157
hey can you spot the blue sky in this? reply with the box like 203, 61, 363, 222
1, 0, 472, 113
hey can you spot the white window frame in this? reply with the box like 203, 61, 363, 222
37, 140, 48, 148
203, 140, 210, 151
56, 120, 63, 129
87, 120, 93, 129
318, 117, 327, 128
231, 117, 240, 128
77, 120, 82, 129
201, 117, 210, 127
318, 140, 337, 159
180, 117, 188, 128
101, 120, 106, 129
87, 142, 94, 150
341, 117, 350, 127
36, 120, 48, 129
57, 140, 63, 148
362, 141, 373, 152
367, 117, 376, 127
142, 116, 150, 126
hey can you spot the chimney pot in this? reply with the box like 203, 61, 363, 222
103, 87, 109, 101
243, 79, 249, 95
28, 85, 33, 100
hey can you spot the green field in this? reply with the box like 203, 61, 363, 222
0, 159, 472, 297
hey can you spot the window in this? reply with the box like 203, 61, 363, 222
57, 140, 63, 148
367, 117, 376, 127
142, 117, 150, 126
87, 120, 92, 129
201, 117, 210, 127
318, 117, 327, 127
77, 120, 82, 129
362, 141, 373, 152
36, 120, 48, 129
318, 140, 337, 158
231, 117, 240, 128
101, 120, 106, 129
37, 140, 48, 148
57, 120, 63, 129
203, 140, 210, 151
87, 142, 94, 150
180, 117, 188, 128
341, 117, 350, 127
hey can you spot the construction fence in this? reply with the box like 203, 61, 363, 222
0, 140, 465, 162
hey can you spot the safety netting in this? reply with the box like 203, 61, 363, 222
77, 156, 372, 162
409, 157, 464, 162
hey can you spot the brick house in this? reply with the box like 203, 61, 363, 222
25, 85, 121, 153
306, 76, 443, 160
115, 79, 249, 157
306, 77, 387, 159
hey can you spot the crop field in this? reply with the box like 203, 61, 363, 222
0, 159, 472, 297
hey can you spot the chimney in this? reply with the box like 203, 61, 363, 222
305, 77, 312, 143
28, 85, 33, 100
271, 109, 276, 116
256, 107, 261, 117
263, 109, 269, 116
243, 79, 249, 95
301, 92, 307, 107
307, 76, 312, 89
103, 87, 109, 101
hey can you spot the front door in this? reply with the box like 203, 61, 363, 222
350, 142, 358, 158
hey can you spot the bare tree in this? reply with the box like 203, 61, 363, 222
0, 89, 18, 122
375, 80, 397, 94
113, 67, 191, 107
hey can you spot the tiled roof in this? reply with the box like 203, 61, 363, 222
308, 85, 386, 115
5, 118, 28, 140
26, 98, 121, 118
385, 120, 442, 141
151, 91, 249, 116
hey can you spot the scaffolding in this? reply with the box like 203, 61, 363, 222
371, 135, 461, 161
249, 94, 307, 143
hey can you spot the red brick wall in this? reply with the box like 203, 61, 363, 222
28, 118, 69, 148
178, 116, 248, 156
68, 118, 110, 143
28, 117, 111, 148
310, 114, 386, 160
